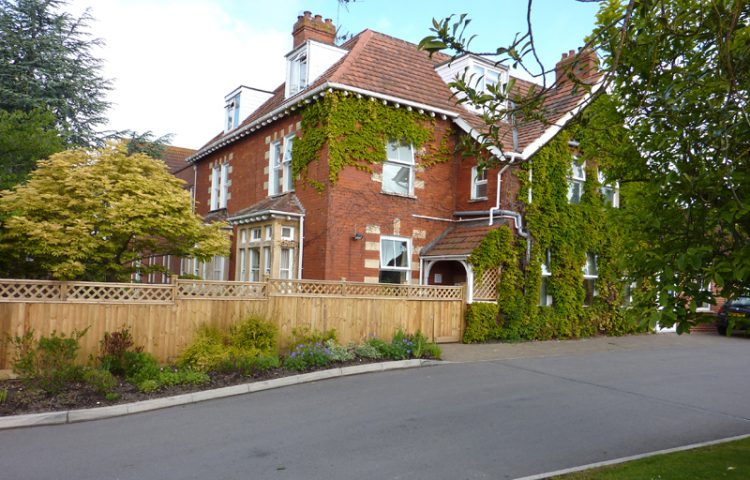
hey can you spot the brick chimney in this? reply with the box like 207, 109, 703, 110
292, 11, 335, 48
555, 48, 599, 89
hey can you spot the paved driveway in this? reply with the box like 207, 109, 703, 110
0, 334, 748, 480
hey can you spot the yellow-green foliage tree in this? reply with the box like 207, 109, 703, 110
0, 143, 229, 281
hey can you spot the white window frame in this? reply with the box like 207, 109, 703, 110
263, 246, 271, 277
597, 169, 619, 208
379, 236, 411, 284
238, 249, 247, 281
249, 248, 260, 282
471, 165, 488, 200
281, 226, 295, 240
269, 140, 282, 196
568, 156, 586, 204
382, 140, 415, 196
225, 93, 240, 132
540, 249, 552, 306
583, 252, 598, 306
279, 247, 294, 279
250, 227, 262, 242
264, 225, 272, 241
697, 279, 713, 312
210, 163, 228, 210
282, 134, 295, 192
288, 49, 309, 96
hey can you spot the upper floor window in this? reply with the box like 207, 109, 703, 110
288, 50, 308, 96
225, 93, 240, 132
269, 136, 294, 196
379, 236, 411, 284
473, 65, 501, 93
567, 157, 585, 204
281, 226, 295, 240
382, 140, 414, 196
598, 170, 618, 207
471, 166, 488, 199
210, 163, 228, 210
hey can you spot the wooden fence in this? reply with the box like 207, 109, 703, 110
0, 279, 465, 368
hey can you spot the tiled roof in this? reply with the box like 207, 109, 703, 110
228, 193, 305, 221
421, 219, 509, 257
161, 146, 196, 173
193, 29, 599, 161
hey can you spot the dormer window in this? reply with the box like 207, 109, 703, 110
288, 49, 309, 96
473, 65, 501, 93
225, 94, 240, 132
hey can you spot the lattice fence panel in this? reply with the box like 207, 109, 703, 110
66, 283, 173, 303
0, 280, 61, 301
177, 281, 266, 299
473, 268, 499, 301
268, 279, 464, 300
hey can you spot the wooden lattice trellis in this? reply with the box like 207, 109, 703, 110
177, 280, 266, 299
268, 279, 464, 300
0, 280, 62, 301
473, 268, 499, 301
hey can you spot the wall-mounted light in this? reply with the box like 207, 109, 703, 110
352, 232, 363, 241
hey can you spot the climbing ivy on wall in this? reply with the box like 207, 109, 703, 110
465, 103, 643, 343
293, 92, 451, 189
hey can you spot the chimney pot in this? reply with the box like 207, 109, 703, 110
292, 11, 336, 48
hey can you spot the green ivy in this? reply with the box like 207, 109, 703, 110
294, 92, 451, 189
466, 117, 644, 343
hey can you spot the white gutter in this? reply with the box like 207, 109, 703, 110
228, 209, 304, 223
326, 82, 459, 119
187, 82, 460, 165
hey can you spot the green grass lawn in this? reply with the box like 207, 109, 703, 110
550, 436, 750, 480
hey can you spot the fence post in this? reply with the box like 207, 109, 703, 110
172, 276, 179, 302
60, 281, 68, 302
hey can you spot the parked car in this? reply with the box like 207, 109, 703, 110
716, 296, 750, 335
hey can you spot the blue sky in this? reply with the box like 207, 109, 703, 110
68, 0, 600, 149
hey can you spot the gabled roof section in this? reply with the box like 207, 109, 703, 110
421, 219, 509, 258
161, 145, 196, 174
187, 27, 602, 166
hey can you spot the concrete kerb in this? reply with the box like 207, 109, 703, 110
0, 359, 430, 430
512, 433, 750, 480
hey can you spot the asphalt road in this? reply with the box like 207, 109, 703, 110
1, 335, 749, 480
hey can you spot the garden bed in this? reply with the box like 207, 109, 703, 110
0, 357, 382, 417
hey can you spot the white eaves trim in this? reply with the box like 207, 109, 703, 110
187, 82, 460, 165
520, 81, 604, 160
451, 79, 604, 163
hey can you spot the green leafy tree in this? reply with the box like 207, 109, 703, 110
0, 0, 110, 147
420, 1, 750, 332
0, 142, 230, 281
120, 130, 175, 160
0, 108, 64, 190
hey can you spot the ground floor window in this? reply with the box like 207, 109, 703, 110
379, 236, 410, 284
540, 249, 552, 306
279, 247, 294, 279
583, 252, 598, 306
250, 248, 260, 281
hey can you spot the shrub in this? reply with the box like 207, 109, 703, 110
0, 388, 7, 404
138, 379, 159, 393
234, 354, 280, 376
354, 342, 382, 359
284, 342, 332, 372
463, 302, 501, 343
325, 339, 354, 362
98, 326, 143, 376
124, 351, 161, 385
230, 316, 277, 353
290, 326, 336, 346
83, 368, 118, 395
155, 368, 209, 387
10, 328, 88, 393
178, 326, 229, 372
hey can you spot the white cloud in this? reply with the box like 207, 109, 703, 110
69, 1, 294, 148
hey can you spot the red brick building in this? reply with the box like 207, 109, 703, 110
181, 12, 599, 303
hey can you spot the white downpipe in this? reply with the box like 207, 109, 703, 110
192, 164, 198, 211
489, 164, 512, 227
297, 215, 304, 279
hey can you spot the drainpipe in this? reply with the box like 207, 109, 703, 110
298, 215, 304, 279
488, 154, 531, 262
192, 164, 198, 211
